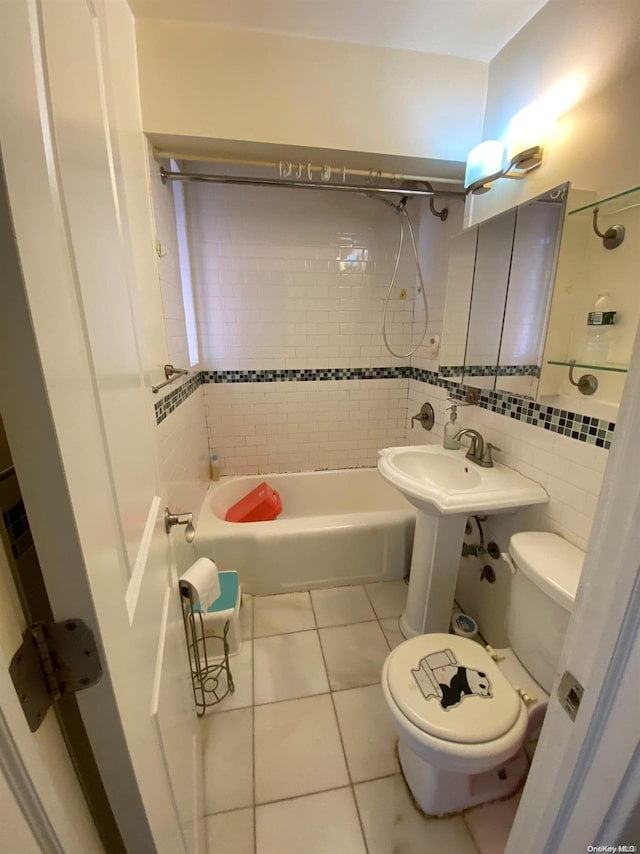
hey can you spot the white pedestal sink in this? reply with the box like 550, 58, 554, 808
377, 445, 548, 638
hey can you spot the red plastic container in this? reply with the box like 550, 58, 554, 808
225, 482, 283, 523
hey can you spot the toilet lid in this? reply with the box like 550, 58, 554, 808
386, 633, 522, 745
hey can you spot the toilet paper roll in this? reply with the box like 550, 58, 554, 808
180, 558, 221, 611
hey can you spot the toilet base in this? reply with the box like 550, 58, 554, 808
398, 737, 528, 816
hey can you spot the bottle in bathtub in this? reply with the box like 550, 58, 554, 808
210, 454, 220, 482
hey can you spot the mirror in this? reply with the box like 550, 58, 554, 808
440, 184, 568, 398
496, 189, 566, 396
464, 208, 517, 384
537, 185, 640, 421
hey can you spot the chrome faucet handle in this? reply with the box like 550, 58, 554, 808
481, 442, 501, 467
411, 402, 435, 431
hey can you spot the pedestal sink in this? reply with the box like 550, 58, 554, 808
377, 445, 548, 638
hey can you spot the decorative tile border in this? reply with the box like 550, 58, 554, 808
152, 364, 615, 448
438, 364, 540, 378
154, 372, 203, 425
201, 366, 411, 383
411, 368, 614, 450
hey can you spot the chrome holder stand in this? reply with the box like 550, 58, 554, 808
179, 583, 234, 716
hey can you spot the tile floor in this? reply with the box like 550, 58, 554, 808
201, 580, 521, 854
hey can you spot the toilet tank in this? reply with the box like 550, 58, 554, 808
506, 532, 584, 693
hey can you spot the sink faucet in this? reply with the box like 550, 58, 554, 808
453, 429, 501, 468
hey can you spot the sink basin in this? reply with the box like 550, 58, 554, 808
377, 444, 548, 514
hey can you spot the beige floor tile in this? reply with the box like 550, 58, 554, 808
311, 585, 375, 627
365, 580, 408, 619
254, 630, 328, 704
464, 791, 522, 854
379, 616, 404, 650
319, 621, 390, 690
253, 591, 316, 637
254, 694, 348, 803
333, 684, 399, 782
355, 775, 479, 854
203, 708, 253, 814
256, 788, 366, 854
206, 808, 254, 854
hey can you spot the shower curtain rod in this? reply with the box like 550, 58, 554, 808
153, 148, 465, 187
159, 167, 467, 199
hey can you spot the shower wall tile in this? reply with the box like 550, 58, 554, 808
186, 181, 424, 371
156, 380, 210, 567
203, 379, 407, 474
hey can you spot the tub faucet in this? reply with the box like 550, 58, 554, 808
453, 429, 501, 468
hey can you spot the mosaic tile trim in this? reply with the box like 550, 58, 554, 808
152, 364, 615, 448
201, 366, 412, 383
410, 368, 614, 450
154, 371, 203, 425
438, 364, 540, 378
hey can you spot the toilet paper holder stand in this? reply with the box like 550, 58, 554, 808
179, 582, 235, 716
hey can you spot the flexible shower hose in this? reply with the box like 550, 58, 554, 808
381, 204, 429, 359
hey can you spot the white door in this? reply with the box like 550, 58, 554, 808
0, 1, 202, 852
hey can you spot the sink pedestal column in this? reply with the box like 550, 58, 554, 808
400, 511, 467, 639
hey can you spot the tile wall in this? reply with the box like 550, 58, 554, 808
155, 377, 210, 525
148, 168, 614, 616
185, 181, 462, 473
203, 377, 406, 474
186, 181, 419, 371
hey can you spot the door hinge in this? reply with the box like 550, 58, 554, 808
9, 620, 102, 732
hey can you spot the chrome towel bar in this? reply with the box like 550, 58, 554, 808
152, 364, 188, 394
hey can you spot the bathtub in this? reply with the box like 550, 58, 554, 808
193, 469, 416, 595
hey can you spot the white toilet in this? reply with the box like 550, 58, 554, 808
381, 531, 584, 816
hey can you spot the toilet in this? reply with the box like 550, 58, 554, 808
381, 532, 584, 816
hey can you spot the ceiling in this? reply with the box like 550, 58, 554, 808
127, 0, 550, 63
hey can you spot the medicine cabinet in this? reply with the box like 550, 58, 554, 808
440, 183, 640, 421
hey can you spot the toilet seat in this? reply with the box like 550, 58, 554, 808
385, 633, 522, 745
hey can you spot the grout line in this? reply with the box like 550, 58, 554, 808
309, 593, 371, 854
254, 782, 364, 809
206, 772, 402, 816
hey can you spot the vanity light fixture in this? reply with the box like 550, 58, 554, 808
465, 102, 554, 195
505, 101, 556, 174
464, 140, 506, 194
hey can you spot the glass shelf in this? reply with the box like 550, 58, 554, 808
569, 185, 640, 217
547, 359, 628, 374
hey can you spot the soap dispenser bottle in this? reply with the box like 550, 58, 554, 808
443, 405, 461, 450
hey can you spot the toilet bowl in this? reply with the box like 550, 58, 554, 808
382, 532, 584, 816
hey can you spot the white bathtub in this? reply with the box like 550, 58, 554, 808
193, 469, 416, 595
